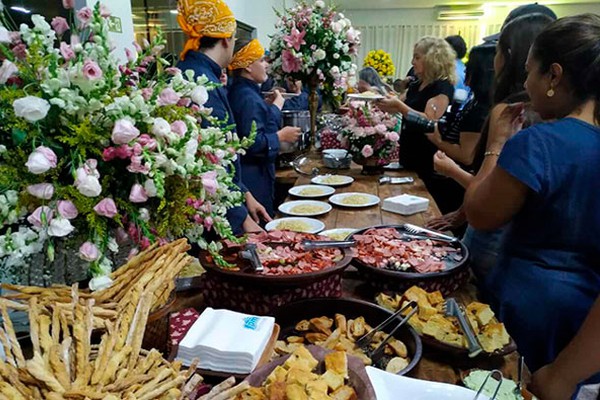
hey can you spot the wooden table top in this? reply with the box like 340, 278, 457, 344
276, 161, 522, 386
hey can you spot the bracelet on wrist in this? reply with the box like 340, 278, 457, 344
484, 151, 501, 157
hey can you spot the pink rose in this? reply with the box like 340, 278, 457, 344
27, 206, 53, 228
111, 119, 140, 145
83, 59, 102, 80
204, 216, 214, 231
170, 120, 187, 137
25, 146, 57, 174
27, 183, 54, 200
79, 242, 99, 262
157, 88, 180, 106
60, 42, 75, 61
137, 134, 157, 150
62, 0, 75, 9
141, 88, 153, 101
129, 184, 148, 203
385, 131, 399, 142
76, 7, 93, 28
93, 198, 118, 218
361, 144, 374, 158
127, 156, 150, 174
201, 171, 218, 196
51, 16, 69, 36
57, 200, 78, 219
99, 4, 111, 17
375, 124, 387, 134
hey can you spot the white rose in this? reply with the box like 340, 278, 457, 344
152, 117, 171, 138
0, 60, 17, 84
314, 49, 326, 61
89, 275, 113, 291
191, 86, 208, 106
332, 22, 343, 34
13, 96, 51, 123
76, 175, 102, 197
0, 27, 9, 44
144, 179, 158, 197
47, 218, 74, 237
315, 0, 325, 8
139, 208, 150, 222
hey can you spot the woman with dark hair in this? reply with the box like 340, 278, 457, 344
227, 38, 301, 218
357, 66, 390, 95
429, 14, 552, 284
464, 15, 600, 398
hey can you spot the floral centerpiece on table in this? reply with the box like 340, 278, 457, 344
339, 102, 399, 172
363, 49, 395, 79
0, 2, 253, 288
269, 0, 361, 142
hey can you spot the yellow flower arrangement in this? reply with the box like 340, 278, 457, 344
363, 49, 396, 78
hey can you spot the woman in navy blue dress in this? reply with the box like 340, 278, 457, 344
464, 15, 600, 399
227, 39, 301, 217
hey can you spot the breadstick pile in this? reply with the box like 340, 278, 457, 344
2, 239, 193, 330
0, 285, 203, 399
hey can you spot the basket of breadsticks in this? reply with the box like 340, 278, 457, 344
0, 283, 204, 399
2, 238, 194, 355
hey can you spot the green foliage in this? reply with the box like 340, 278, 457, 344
55, 120, 106, 160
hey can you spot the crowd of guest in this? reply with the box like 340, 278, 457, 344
174, 0, 600, 397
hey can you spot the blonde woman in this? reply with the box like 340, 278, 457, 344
377, 36, 460, 212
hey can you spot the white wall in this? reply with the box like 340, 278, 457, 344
80, 0, 136, 64
229, 0, 286, 45
345, 2, 600, 77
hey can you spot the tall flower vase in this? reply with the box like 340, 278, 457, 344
353, 157, 386, 175
308, 75, 320, 149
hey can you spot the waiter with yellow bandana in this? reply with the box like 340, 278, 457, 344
177, 0, 270, 233
228, 39, 301, 217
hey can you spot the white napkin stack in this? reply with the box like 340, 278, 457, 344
382, 194, 429, 215
175, 308, 275, 374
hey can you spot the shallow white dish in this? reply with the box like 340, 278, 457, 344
329, 192, 380, 208
347, 93, 385, 101
311, 174, 354, 187
366, 367, 490, 400
278, 200, 332, 217
288, 184, 336, 198
265, 217, 325, 234
319, 228, 358, 241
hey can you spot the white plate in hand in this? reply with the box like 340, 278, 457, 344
329, 192, 380, 208
265, 217, 325, 234
311, 174, 354, 187
366, 367, 490, 400
347, 93, 385, 101
278, 200, 332, 217
288, 185, 336, 198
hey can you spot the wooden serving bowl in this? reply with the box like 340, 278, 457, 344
273, 297, 423, 377
349, 225, 471, 296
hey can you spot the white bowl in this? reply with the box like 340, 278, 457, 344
265, 217, 325, 234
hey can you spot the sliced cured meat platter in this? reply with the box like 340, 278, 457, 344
200, 230, 353, 287
348, 225, 470, 295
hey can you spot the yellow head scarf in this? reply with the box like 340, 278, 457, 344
228, 39, 265, 71
177, 0, 237, 61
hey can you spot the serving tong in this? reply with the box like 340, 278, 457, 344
300, 239, 356, 250
472, 369, 504, 400
356, 301, 419, 367
443, 297, 483, 358
403, 223, 458, 243
238, 243, 263, 272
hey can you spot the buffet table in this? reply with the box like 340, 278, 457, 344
276, 162, 523, 386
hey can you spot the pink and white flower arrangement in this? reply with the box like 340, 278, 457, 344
0, 3, 254, 286
339, 102, 400, 165
269, 0, 360, 102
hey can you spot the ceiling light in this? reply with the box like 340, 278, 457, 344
10, 6, 31, 14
